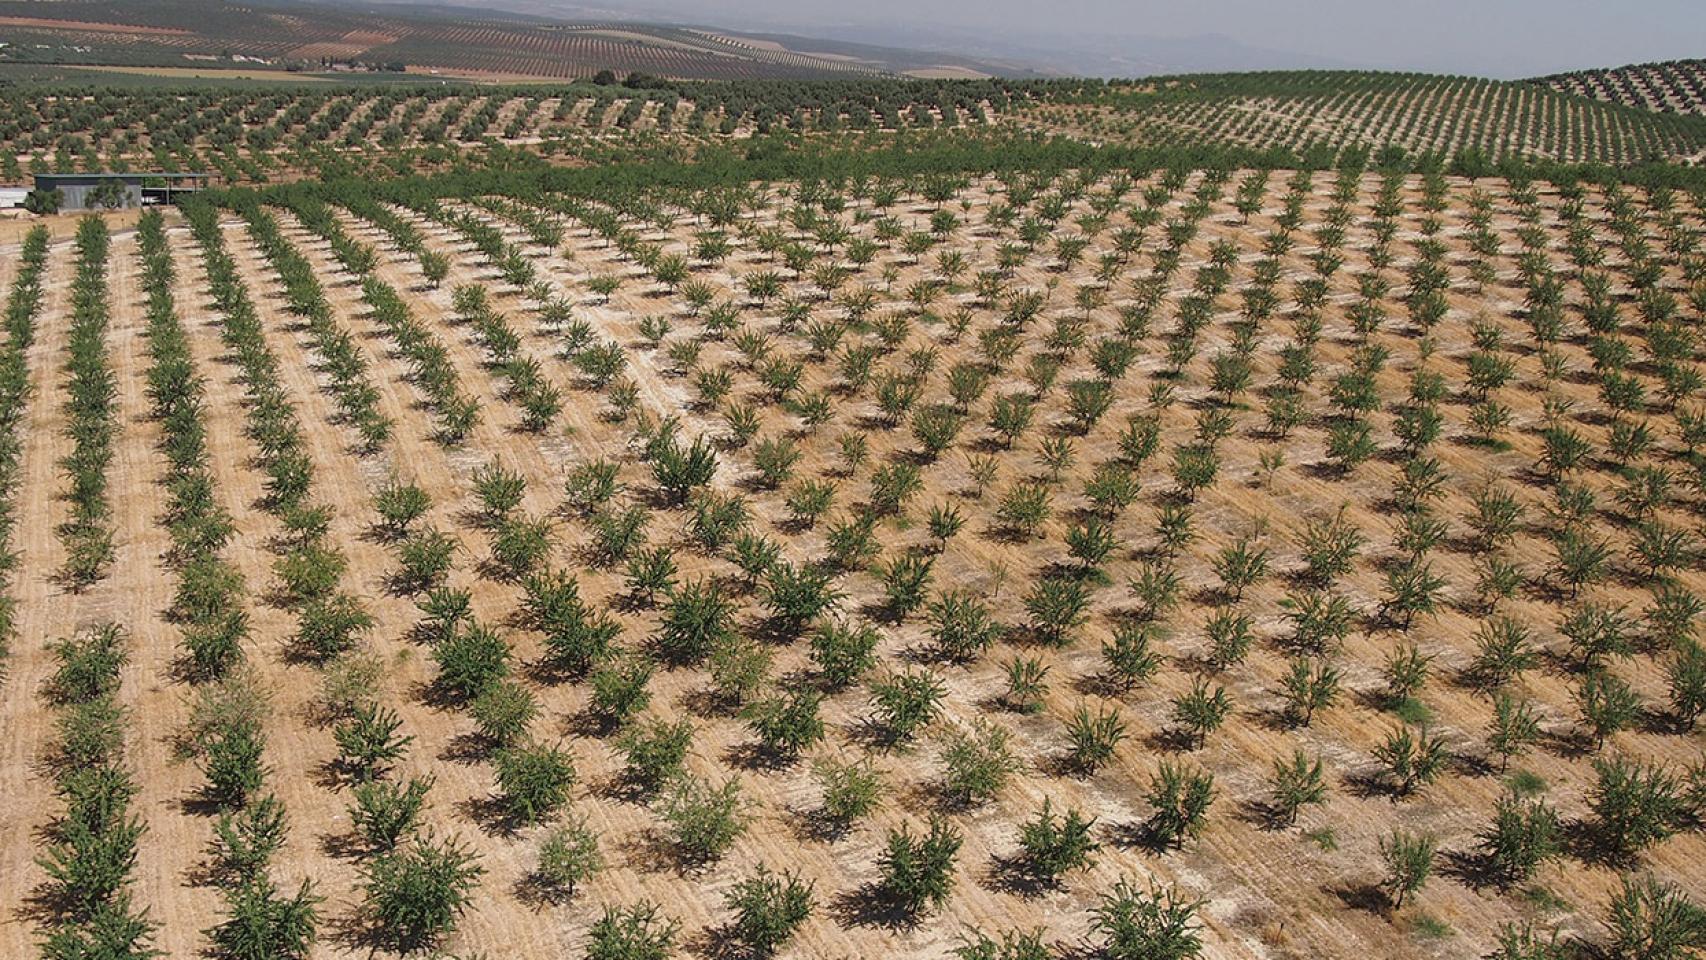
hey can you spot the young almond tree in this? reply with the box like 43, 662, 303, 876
1017, 799, 1099, 883
1092, 878, 1205, 960
878, 816, 962, 917
1379, 829, 1436, 911
725, 866, 814, 958
1268, 749, 1328, 827
1146, 761, 1215, 849
1477, 790, 1560, 887
362, 834, 483, 954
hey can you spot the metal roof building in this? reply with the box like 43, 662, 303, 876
32, 172, 212, 211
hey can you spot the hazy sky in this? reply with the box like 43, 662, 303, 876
562, 0, 1706, 77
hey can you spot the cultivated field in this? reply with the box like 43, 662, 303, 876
1536, 61, 1706, 119
9, 69, 1706, 196
1016, 73, 1706, 166
0, 80, 1014, 186
1, 156, 1703, 960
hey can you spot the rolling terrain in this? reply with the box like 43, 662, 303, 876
1535, 60, 1706, 118
0, 0, 1020, 80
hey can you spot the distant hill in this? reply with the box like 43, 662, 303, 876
0, 0, 1025, 80
1533, 60, 1706, 116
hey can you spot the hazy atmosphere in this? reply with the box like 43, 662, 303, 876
506, 0, 1706, 76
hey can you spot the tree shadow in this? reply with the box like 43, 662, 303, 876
829, 883, 922, 931
1437, 846, 1507, 893
981, 853, 1060, 899
454, 793, 524, 839
1329, 880, 1390, 915
722, 739, 801, 773
512, 871, 584, 912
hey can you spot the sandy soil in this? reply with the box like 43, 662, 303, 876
0, 170, 1701, 960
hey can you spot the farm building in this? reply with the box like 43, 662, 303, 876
0, 187, 28, 209
32, 172, 211, 211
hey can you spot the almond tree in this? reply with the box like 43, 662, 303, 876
1380, 829, 1435, 910
877, 817, 961, 916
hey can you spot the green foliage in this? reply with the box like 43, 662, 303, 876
877, 553, 935, 619
616, 717, 694, 794
1268, 749, 1327, 826
433, 623, 511, 700
878, 816, 962, 915
333, 702, 412, 783
1146, 761, 1215, 848
494, 741, 577, 824
590, 655, 654, 728
490, 513, 555, 578
744, 688, 825, 758
1024, 574, 1092, 646
1063, 701, 1128, 773
1280, 657, 1341, 726
563, 458, 623, 515
373, 480, 430, 537
1102, 622, 1161, 692
533, 816, 603, 899
48, 623, 128, 705
199, 707, 268, 810
1374, 725, 1450, 796
38, 895, 157, 960
868, 669, 947, 744
1489, 692, 1542, 772
1591, 756, 1683, 862
206, 793, 287, 884
1001, 655, 1050, 714
810, 618, 879, 690
1478, 791, 1561, 887
469, 680, 538, 748
928, 590, 1002, 662
761, 561, 843, 635
206, 876, 320, 960
657, 577, 736, 665
295, 593, 375, 662
472, 461, 526, 524
725, 866, 815, 957
996, 481, 1051, 537
955, 928, 1051, 960
659, 775, 748, 864
1577, 670, 1643, 749
1017, 798, 1099, 882
349, 776, 433, 853
1093, 878, 1204, 960
586, 901, 678, 960
709, 637, 771, 707
651, 433, 718, 503
937, 719, 1018, 806
1171, 677, 1231, 749
525, 570, 619, 678
813, 755, 884, 829
1604, 874, 1706, 960
1379, 829, 1436, 910
361, 834, 483, 954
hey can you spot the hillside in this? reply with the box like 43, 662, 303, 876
0, 0, 1010, 80
9, 67, 1706, 192
1535, 59, 1706, 117
1019, 71, 1706, 166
